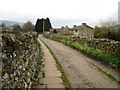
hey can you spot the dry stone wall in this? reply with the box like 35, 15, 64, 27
1, 31, 43, 88
75, 38, 120, 57
46, 34, 120, 57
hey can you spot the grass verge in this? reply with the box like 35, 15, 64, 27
40, 38, 71, 89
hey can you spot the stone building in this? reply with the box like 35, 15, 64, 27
50, 23, 94, 39
69, 23, 94, 38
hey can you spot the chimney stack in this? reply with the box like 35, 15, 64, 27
82, 23, 86, 26
73, 25, 77, 28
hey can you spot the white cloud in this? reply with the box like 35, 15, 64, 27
0, 0, 119, 27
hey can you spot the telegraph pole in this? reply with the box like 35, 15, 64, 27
43, 19, 44, 34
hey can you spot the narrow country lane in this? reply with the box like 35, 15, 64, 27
39, 36, 119, 88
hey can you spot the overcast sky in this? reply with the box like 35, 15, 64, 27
0, 0, 119, 28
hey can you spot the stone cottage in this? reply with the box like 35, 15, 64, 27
50, 23, 94, 39
69, 23, 94, 38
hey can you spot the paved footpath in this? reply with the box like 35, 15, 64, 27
37, 37, 65, 88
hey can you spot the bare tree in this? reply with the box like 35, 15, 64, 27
12, 24, 21, 31
0, 23, 6, 27
94, 19, 119, 40
99, 20, 117, 31
22, 21, 34, 31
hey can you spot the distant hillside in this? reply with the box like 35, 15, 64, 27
0, 20, 24, 26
